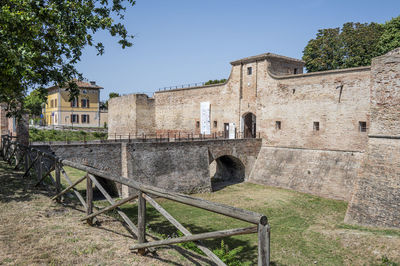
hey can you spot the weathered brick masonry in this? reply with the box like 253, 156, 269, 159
35, 139, 261, 196
345, 49, 400, 228
104, 49, 400, 228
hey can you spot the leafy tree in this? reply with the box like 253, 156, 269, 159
303, 22, 384, 72
302, 28, 343, 72
378, 16, 400, 54
109, 92, 121, 99
105, 92, 120, 108
24, 88, 47, 116
341, 22, 384, 68
204, 79, 227, 85
0, 0, 135, 117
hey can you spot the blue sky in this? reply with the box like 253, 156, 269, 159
76, 0, 400, 101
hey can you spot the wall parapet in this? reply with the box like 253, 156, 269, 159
267, 65, 371, 80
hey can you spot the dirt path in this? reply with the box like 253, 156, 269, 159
0, 161, 213, 265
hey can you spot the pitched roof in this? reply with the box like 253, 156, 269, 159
230, 52, 304, 65
47, 79, 103, 90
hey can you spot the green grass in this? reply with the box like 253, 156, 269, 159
56, 169, 400, 265
92, 183, 400, 265
62, 166, 88, 191
29, 128, 107, 142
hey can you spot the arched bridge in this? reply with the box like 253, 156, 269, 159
33, 138, 262, 196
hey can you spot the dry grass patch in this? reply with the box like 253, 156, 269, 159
0, 161, 212, 265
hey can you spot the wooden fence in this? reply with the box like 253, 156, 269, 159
1, 134, 270, 265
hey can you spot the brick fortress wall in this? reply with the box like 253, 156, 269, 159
345, 48, 400, 228
107, 50, 400, 228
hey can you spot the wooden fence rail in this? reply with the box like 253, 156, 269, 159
0, 134, 270, 265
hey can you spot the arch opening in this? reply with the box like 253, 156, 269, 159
243, 112, 256, 138
94, 176, 119, 199
209, 155, 245, 191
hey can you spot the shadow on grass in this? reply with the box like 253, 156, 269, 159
0, 158, 266, 265
114, 202, 260, 265
0, 160, 54, 203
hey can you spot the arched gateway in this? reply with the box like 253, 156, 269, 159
243, 112, 256, 138
209, 155, 245, 191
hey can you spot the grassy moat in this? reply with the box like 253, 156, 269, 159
1, 162, 399, 265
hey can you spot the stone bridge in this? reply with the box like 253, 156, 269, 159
34, 139, 262, 196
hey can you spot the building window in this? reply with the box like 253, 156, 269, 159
196, 121, 200, 128
294, 68, 298, 74
213, 121, 217, 128
247, 67, 252, 75
71, 97, 79, 108
313, 121, 320, 131
275, 121, 281, 130
81, 98, 90, 108
71, 114, 79, 123
359, 121, 367, 132
81, 114, 90, 123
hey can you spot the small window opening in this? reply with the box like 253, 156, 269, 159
247, 67, 252, 75
196, 121, 200, 128
359, 121, 367, 132
275, 121, 281, 130
313, 121, 320, 131
213, 121, 217, 128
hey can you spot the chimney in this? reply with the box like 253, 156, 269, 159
90, 81, 96, 85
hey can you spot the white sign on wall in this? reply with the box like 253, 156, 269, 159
229, 123, 236, 139
200, 102, 211, 134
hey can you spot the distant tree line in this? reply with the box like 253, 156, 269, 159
204, 79, 227, 85
303, 16, 400, 72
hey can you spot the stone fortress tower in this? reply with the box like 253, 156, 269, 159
108, 49, 400, 229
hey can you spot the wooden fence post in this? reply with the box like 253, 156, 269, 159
138, 191, 147, 255
86, 174, 94, 225
15, 146, 19, 167
38, 154, 43, 181
24, 150, 29, 173
258, 223, 270, 266
55, 161, 61, 202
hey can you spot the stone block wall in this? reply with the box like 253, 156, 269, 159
258, 67, 371, 151
345, 49, 400, 228
108, 94, 155, 138
123, 142, 211, 196
249, 146, 363, 201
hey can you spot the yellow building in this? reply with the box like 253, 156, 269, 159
43, 80, 103, 127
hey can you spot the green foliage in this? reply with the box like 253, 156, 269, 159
175, 231, 203, 255
0, 0, 135, 117
92, 132, 107, 139
174, 231, 248, 265
303, 22, 384, 72
204, 79, 227, 85
29, 128, 107, 142
380, 255, 399, 266
109, 92, 121, 99
378, 16, 400, 54
24, 88, 47, 116
105, 92, 120, 108
341, 22, 384, 68
212, 240, 249, 266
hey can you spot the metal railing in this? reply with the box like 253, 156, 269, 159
29, 131, 262, 145
1, 135, 270, 265
107, 131, 261, 143
157, 82, 206, 91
